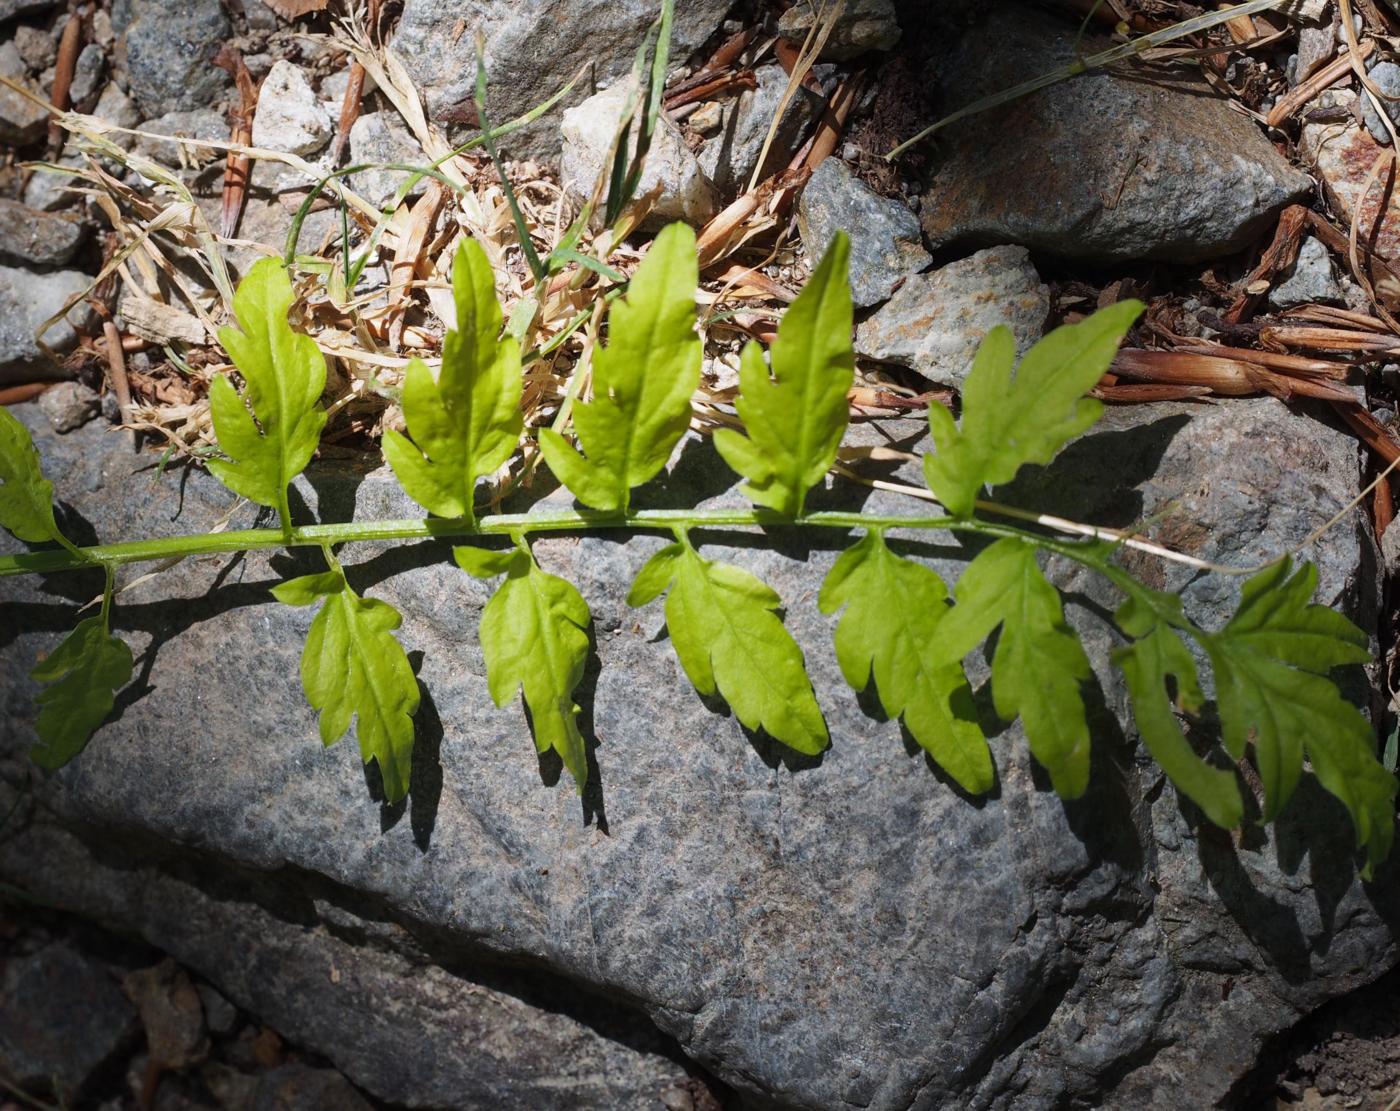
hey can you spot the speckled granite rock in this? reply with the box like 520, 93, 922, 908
1, 398, 1396, 1110
392, 0, 732, 161
919, 2, 1312, 263
797, 158, 929, 308
855, 245, 1048, 386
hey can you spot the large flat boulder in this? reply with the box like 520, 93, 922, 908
917, 2, 1312, 263
1, 397, 1396, 1109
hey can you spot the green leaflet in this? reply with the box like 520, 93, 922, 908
539, 222, 700, 512
271, 563, 420, 804
924, 300, 1142, 518
935, 538, 1092, 797
1201, 559, 1394, 874
1112, 594, 1243, 830
713, 232, 854, 516
208, 258, 327, 526
628, 540, 827, 755
0, 405, 62, 545
456, 544, 592, 790
29, 615, 133, 770
818, 531, 992, 792
383, 239, 523, 520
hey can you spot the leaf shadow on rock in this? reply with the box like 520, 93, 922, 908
369, 651, 444, 853
526, 629, 610, 834
996, 414, 1194, 528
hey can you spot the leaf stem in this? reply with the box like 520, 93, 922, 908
0, 507, 1068, 578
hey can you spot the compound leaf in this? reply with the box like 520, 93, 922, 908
208, 258, 327, 515
936, 538, 1092, 797
818, 530, 991, 792
629, 541, 827, 755
1203, 558, 1394, 873
539, 222, 700, 512
272, 566, 419, 803
29, 616, 133, 770
713, 232, 853, 516
0, 405, 61, 545
383, 238, 523, 520
457, 545, 591, 790
1112, 614, 1243, 830
924, 300, 1142, 517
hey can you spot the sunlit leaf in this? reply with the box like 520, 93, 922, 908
629, 540, 827, 754
457, 545, 592, 789
713, 232, 853, 516
819, 530, 991, 791
383, 238, 523, 520
539, 222, 700, 512
272, 565, 420, 803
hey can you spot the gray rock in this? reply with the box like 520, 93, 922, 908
0, 395, 1395, 1110
124, 0, 231, 116
250, 60, 331, 157
1295, 23, 1334, 86
23, 155, 87, 212
195, 982, 239, 1038
1269, 235, 1344, 309
69, 42, 104, 108
92, 82, 140, 130
392, 0, 732, 162
855, 244, 1048, 386
37, 380, 99, 431
13, 25, 56, 73
0, 198, 85, 267
778, 0, 901, 60
0, 41, 48, 144
1, 819, 709, 1109
348, 111, 424, 209
797, 157, 929, 308
0, 0, 55, 20
0, 942, 139, 1104
133, 109, 228, 170
251, 1066, 373, 1111
0, 266, 93, 383
1362, 61, 1400, 144
697, 63, 823, 197
561, 81, 716, 227
920, 3, 1313, 263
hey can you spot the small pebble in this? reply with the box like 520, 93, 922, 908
38, 381, 101, 433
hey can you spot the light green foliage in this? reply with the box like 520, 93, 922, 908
271, 564, 420, 803
924, 300, 1142, 517
819, 530, 991, 791
1112, 591, 1243, 829
714, 233, 854, 516
0, 406, 61, 545
29, 616, 133, 770
383, 239, 523, 520
457, 544, 592, 790
4, 232, 1396, 877
208, 258, 327, 520
628, 539, 827, 755
935, 539, 1093, 798
1201, 559, 1395, 874
540, 223, 701, 512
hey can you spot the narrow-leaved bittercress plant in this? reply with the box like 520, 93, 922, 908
1, 227, 1395, 876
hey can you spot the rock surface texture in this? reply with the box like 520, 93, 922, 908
0, 266, 92, 383
392, 0, 733, 161
797, 157, 929, 308
854, 245, 1048, 386
919, 2, 1312, 262
2, 400, 1396, 1110
122, 0, 231, 116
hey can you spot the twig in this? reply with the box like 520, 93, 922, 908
47, 7, 83, 154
